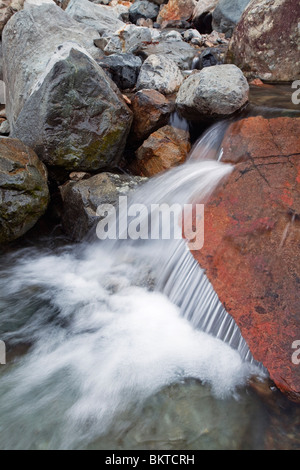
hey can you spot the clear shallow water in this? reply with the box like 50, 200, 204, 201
249, 83, 300, 113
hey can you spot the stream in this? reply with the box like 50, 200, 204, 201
0, 84, 299, 450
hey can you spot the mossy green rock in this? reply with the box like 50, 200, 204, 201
0, 138, 50, 244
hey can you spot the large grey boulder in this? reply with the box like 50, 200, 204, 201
176, 64, 249, 119
137, 55, 184, 94
60, 172, 145, 241
3, 4, 133, 171
3, 2, 99, 121
0, 138, 49, 244
65, 0, 124, 36
227, 0, 300, 82
212, 0, 251, 37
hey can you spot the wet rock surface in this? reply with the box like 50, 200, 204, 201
191, 116, 300, 401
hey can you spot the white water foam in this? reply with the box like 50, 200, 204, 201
0, 125, 266, 449
0, 243, 259, 450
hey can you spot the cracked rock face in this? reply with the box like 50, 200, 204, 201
190, 116, 300, 401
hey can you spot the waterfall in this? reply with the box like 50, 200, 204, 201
0, 122, 266, 450
118, 122, 264, 370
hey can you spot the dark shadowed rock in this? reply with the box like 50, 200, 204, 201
60, 172, 145, 241
191, 116, 300, 401
8, 47, 132, 171
192, 0, 218, 33
97, 53, 142, 90
227, 0, 300, 81
0, 138, 49, 243
196, 48, 224, 69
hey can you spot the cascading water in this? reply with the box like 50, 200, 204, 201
0, 123, 266, 450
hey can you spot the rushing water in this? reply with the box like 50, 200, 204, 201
1, 103, 300, 449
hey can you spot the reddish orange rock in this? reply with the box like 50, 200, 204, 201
157, 0, 196, 25
191, 116, 300, 401
249, 79, 274, 88
130, 89, 175, 143
132, 125, 191, 177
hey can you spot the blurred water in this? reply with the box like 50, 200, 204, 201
0, 99, 298, 449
